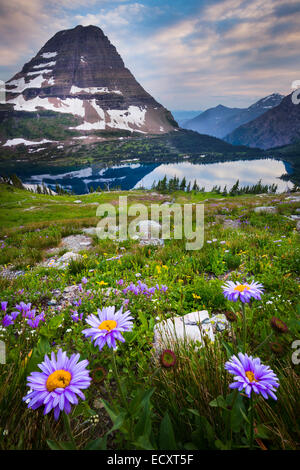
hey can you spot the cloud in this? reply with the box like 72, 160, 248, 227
1, 0, 300, 109
117, 0, 300, 108
75, 3, 146, 28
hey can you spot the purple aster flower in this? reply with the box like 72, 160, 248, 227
225, 352, 279, 400
2, 314, 13, 327
82, 306, 133, 350
1, 301, 8, 312
222, 280, 264, 303
23, 349, 91, 420
82, 277, 88, 285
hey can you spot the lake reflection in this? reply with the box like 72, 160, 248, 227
23, 158, 292, 193
134, 159, 292, 192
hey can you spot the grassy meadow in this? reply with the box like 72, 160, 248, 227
0, 182, 299, 450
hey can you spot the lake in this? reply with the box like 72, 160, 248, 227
19, 158, 293, 194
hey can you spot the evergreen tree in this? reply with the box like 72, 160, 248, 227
180, 177, 186, 191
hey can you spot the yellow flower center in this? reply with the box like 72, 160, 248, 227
46, 370, 72, 392
98, 320, 117, 332
234, 284, 249, 292
245, 371, 257, 382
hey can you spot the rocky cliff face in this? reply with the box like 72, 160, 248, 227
5, 25, 177, 135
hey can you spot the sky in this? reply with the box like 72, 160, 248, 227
0, 0, 299, 111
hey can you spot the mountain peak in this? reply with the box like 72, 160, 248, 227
4, 25, 177, 135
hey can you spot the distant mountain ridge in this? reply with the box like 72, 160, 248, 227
225, 93, 300, 149
184, 93, 284, 139
171, 110, 202, 127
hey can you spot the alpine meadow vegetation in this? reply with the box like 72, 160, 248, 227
0, 181, 299, 451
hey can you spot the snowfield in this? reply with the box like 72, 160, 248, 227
41, 52, 57, 58
3, 138, 54, 147
6, 73, 54, 92
32, 61, 56, 69
70, 85, 122, 95
7, 95, 86, 117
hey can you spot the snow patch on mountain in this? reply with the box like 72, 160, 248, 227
41, 52, 57, 58
33, 61, 56, 69
27, 69, 54, 76
3, 138, 54, 147
70, 85, 122, 95
8, 95, 86, 117
69, 105, 147, 132
6, 74, 53, 92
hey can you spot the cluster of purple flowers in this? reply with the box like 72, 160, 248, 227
1, 301, 46, 329
121, 280, 168, 298
70, 310, 84, 323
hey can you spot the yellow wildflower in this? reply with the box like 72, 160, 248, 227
192, 293, 201, 299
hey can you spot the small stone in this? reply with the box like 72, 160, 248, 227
254, 206, 277, 214
60, 235, 93, 253
139, 238, 164, 247
82, 227, 98, 235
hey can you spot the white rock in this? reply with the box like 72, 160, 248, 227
61, 235, 92, 252
137, 220, 161, 238
82, 227, 98, 235
254, 206, 277, 214
204, 314, 229, 332
153, 311, 214, 353
139, 238, 164, 246
285, 196, 300, 202
46, 252, 82, 269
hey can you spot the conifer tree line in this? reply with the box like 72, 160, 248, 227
150, 175, 291, 195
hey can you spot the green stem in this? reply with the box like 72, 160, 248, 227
228, 389, 239, 449
111, 348, 128, 412
63, 413, 76, 449
253, 332, 273, 353
241, 302, 246, 353
249, 394, 254, 450
110, 348, 134, 444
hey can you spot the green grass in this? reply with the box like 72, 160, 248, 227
0, 184, 299, 450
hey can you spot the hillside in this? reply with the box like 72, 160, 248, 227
225, 93, 300, 149
184, 94, 283, 139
